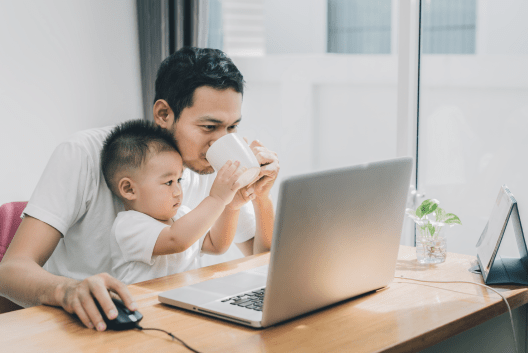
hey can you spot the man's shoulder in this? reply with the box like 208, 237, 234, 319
64, 126, 114, 149
56, 126, 115, 167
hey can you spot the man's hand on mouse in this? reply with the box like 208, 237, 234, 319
55, 273, 137, 331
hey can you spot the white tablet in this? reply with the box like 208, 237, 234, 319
476, 185, 516, 273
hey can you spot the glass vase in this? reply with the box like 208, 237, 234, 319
416, 227, 447, 264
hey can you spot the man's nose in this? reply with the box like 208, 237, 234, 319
208, 129, 229, 147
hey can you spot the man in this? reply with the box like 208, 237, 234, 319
0, 47, 278, 332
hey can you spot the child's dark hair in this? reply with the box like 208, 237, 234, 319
154, 47, 245, 122
101, 119, 180, 195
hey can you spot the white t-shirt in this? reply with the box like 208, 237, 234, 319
111, 206, 205, 284
23, 126, 255, 281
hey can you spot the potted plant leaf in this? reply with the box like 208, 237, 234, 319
406, 199, 462, 264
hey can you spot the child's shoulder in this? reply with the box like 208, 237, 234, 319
112, 210, 168, 238
114, 210, 158, 225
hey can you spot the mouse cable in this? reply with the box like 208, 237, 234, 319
134, 323, 202, 353
396, 275, 518, 353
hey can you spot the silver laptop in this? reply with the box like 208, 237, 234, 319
159, 157, 413, 328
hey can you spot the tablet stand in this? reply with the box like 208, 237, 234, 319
473, 186, 528, 285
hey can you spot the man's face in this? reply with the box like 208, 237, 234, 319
170, 86, 242, 174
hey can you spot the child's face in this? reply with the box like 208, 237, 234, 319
132, 150, 184, 221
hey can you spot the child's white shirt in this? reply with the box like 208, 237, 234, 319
110, 206, 205, 284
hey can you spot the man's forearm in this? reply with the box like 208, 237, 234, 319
252, 194, 274, 254
0, 257, 75, 308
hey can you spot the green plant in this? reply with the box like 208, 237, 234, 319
406, 199, 462, 238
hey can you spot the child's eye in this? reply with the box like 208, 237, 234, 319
177, 178, 183, 183
165, 180, 173, 186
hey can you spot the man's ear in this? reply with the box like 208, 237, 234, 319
153, 99, 174, 129
118, 177, 137, 201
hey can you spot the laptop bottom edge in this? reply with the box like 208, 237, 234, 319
158, 298, 263, 328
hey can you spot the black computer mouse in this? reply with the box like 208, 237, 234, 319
96, 297, 143, 330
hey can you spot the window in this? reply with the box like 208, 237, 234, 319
417, 0, 528, 255
207, 0, 265, 56
327, 0, 392, 54
421, 0, 476, 54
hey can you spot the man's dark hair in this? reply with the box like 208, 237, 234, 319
101, 119, 180, 195
154, 47, 245, 121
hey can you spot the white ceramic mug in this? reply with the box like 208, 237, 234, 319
205, 133, 261, 187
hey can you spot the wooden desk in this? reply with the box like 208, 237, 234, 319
1, 246, 528, 352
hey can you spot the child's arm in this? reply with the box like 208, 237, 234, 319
152, 161, 244, 256
201, 185, 256, 254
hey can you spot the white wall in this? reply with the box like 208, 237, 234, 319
0, 0, 143, 206
234, 51, 528, 256
232, 54, 399, 204
476, 0, 528, 54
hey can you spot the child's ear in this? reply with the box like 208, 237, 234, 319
118, 177, 136, 201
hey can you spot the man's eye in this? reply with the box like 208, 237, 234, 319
165, 180, 173, 186
203, 125, 216, 131
177, 178, 183, 183
228, 125, 238, 131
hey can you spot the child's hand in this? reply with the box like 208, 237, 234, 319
210, 160, 246, 205
226, 185, 256, 211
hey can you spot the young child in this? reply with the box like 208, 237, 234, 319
101, 120, 254, 284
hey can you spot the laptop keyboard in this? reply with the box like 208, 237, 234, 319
220, 288, 265, 311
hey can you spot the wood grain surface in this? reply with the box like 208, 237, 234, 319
1, 246, 527, 353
